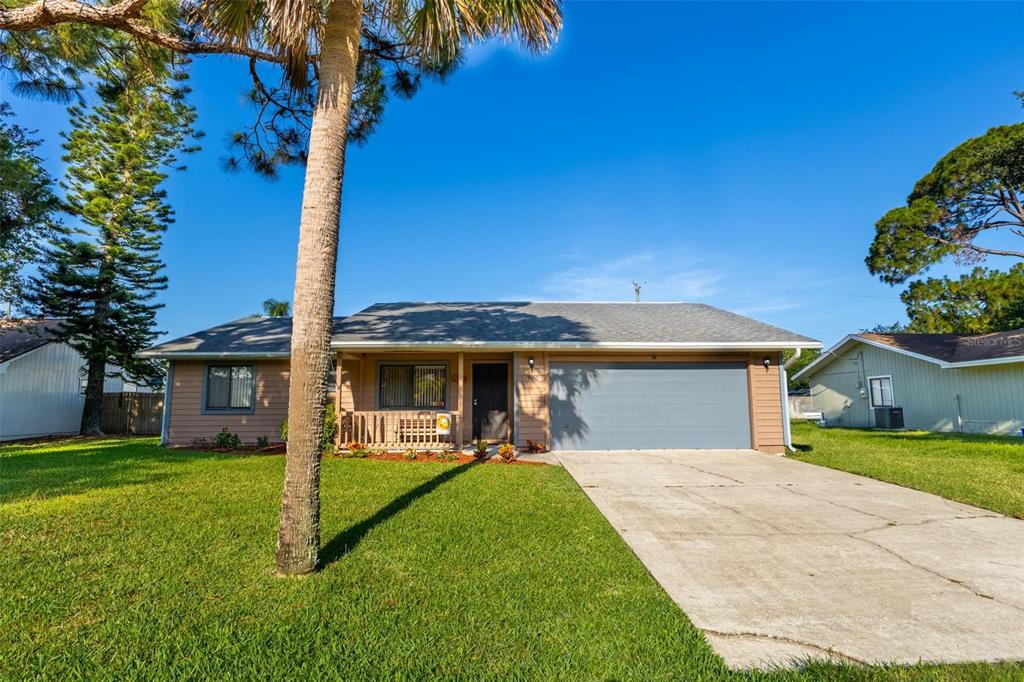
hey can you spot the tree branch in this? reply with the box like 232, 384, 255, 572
934, 235, 1024, 259
0, 0, 282, 63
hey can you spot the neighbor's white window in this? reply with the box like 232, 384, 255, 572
868, 376, 894, 408
206, 365, 255, 410
379, 364, 447, 409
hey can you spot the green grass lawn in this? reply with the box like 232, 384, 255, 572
2, 438, 1021, 680
790, 421, 1024, 518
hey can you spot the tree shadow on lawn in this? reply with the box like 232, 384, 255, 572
0, 438, 230, 504
319, 460, 478, 568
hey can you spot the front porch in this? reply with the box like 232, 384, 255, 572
341, 410, 462, 450
336, 350, 533, 449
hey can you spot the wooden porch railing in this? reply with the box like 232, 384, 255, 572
341, 410, 461, 450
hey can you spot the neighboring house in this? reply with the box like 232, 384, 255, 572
140, 302, 819, 453
0, 319, 161, 442
792, 329, 1024, 435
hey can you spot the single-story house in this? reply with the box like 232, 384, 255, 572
792, 328, 1024, 435
139, 302, 819, 453
0, 318, 160, 441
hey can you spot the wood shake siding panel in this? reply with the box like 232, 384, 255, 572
167, 360, 291, 445
515, 351, 549, 447
747, 352, 785, 453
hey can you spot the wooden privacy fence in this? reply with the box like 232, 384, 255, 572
101, 392, 164, 435
342, 410, 460, 450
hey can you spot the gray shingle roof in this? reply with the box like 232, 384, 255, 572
139, 316, 296, 356
141, 303, 818, 357
333, 302, 818, 347
0, 318, 62, 364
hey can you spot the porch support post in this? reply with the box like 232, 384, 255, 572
457, 352, 465, 450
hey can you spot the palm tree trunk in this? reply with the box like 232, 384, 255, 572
275, 0, 362, 576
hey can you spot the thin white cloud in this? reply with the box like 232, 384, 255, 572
732, 301, 803, 316
530, 251, 723, 302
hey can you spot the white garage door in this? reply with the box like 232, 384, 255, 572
549, 362, 752, 450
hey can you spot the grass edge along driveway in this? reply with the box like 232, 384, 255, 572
790, 421, 1024, 519
1, 436, 1021, 680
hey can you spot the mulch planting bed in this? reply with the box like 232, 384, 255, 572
349, 450, 546, 466
179, 444, 545, 465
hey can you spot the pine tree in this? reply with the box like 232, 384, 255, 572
32, 45, 199, 435
0, 102, 61, 317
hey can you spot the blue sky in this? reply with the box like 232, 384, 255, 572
5, 1, 1023, 347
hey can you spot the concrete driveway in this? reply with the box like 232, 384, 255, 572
556, 449, 1024, 669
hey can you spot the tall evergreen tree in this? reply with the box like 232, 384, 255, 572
32, 45, 198, 434
0, 102, 61, 317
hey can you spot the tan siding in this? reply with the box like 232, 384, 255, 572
168, 349, 789, 453
167, 360, 291, 445
515, 351, 549, 447
747, 352, 784, 453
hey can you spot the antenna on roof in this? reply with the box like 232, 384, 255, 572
632, 281, 643, 303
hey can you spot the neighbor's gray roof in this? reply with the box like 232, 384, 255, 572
860, 329, 1024, 363
793, 328, 1024, 380
0, 318, 62, 364
141, 303, 818, 357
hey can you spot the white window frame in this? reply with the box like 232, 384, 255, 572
202, 363, 256, 414
867, 375, 895, 409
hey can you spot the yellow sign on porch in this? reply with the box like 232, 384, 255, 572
436, 412, 451, 435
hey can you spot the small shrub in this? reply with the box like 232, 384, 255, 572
403, 449, 418, 460
346, 449, 369, 459
322, 408, 338, 452
346, 441, 367, 451
473, 439, 489, 458
496, 442, 517, 463
443, 453, 458, 462
214, 428, 242, 450
255, 435, 270, 450
526, 440, 548, 453
280, 409, 339, 453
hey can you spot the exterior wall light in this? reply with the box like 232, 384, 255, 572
528, 356, 536, 370
762, 357, 771, 370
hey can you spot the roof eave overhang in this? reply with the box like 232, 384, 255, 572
136, 351, 292, 360
331, 340, 822, 352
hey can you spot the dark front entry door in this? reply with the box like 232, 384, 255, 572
472, 363, 509, 440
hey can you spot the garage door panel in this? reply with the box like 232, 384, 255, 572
549, 362, 751, 450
